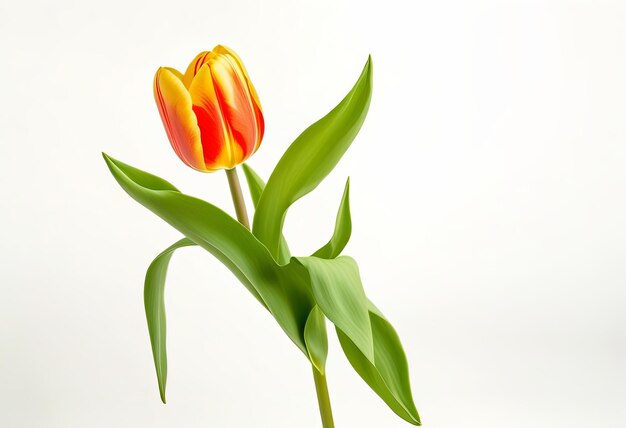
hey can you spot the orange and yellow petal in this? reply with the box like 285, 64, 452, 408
208, 53, 261, 163
249, 93, 264, 155
153, 67, 206, 171
182, 51, 211, 88
188, 64, 235, 170
212, 45, 262, 108
212, 45, 264, 153
213, 46, 264, 148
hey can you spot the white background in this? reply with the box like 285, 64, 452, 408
1, 0, 625, 427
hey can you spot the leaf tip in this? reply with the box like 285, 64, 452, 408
365, 55, 373, 75
159, 382, 167, 404
102, 152, 118, 172
354, 55, 373, 94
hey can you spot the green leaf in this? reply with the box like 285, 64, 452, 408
144, 237, 195, 403
103, 154, 313, 355
241, 163, 291, 264
303, 305, 328, 375
337, 302, 421, 425
241, 163, 265, 207
142, 164, 288, 402
296, 256, 374, 363
312, 178, 351, 259
253, 57, 373, 261
305, 197, 420, 424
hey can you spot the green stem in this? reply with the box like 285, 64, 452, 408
313, 366, 335, 428
225, 167, 250, 229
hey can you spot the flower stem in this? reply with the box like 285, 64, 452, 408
225, 167, 250, 229
313, 366, 335, 428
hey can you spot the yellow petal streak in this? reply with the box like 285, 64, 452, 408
213, 45, 262, 109
153, 68, 205, 171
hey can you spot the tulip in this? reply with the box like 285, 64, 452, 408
153, 45, 264, 172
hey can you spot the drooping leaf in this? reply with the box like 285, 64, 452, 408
337, 301, 421, 425
241, 163, 291, 264
253, 57, 373, 261
136, 162, 315, 403
306, 198, 420, 424
103, 154, 313, 355
144, 237, 195, 403
312, 178, 351, 259
296, 256, 374, 363
303, 305, 328, 375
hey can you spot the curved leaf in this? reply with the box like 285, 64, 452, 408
312, 178, 351, 259
304, 305, 328, 375
137, 162, 309, 403
241, 163, 291, 264
337, 302, 421, 425
305, 194, 420, 423
104, 153, 313, 355
144, 237, 195, 403
296, 256, 374, 363
253, 57, 373, 261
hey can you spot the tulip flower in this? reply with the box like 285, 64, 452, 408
153, 45, 264, 172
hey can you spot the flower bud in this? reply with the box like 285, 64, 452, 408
153, 45, 264, 172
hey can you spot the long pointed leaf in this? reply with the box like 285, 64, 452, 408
312, 178, 351, 259
140, 163, 303, 402
337, 302, 421, 425
253, 57, 373, 261
241, 163, 291, 264
305, 185, 420, 423
144, 237, 195, 403
104, 154, 313, 354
